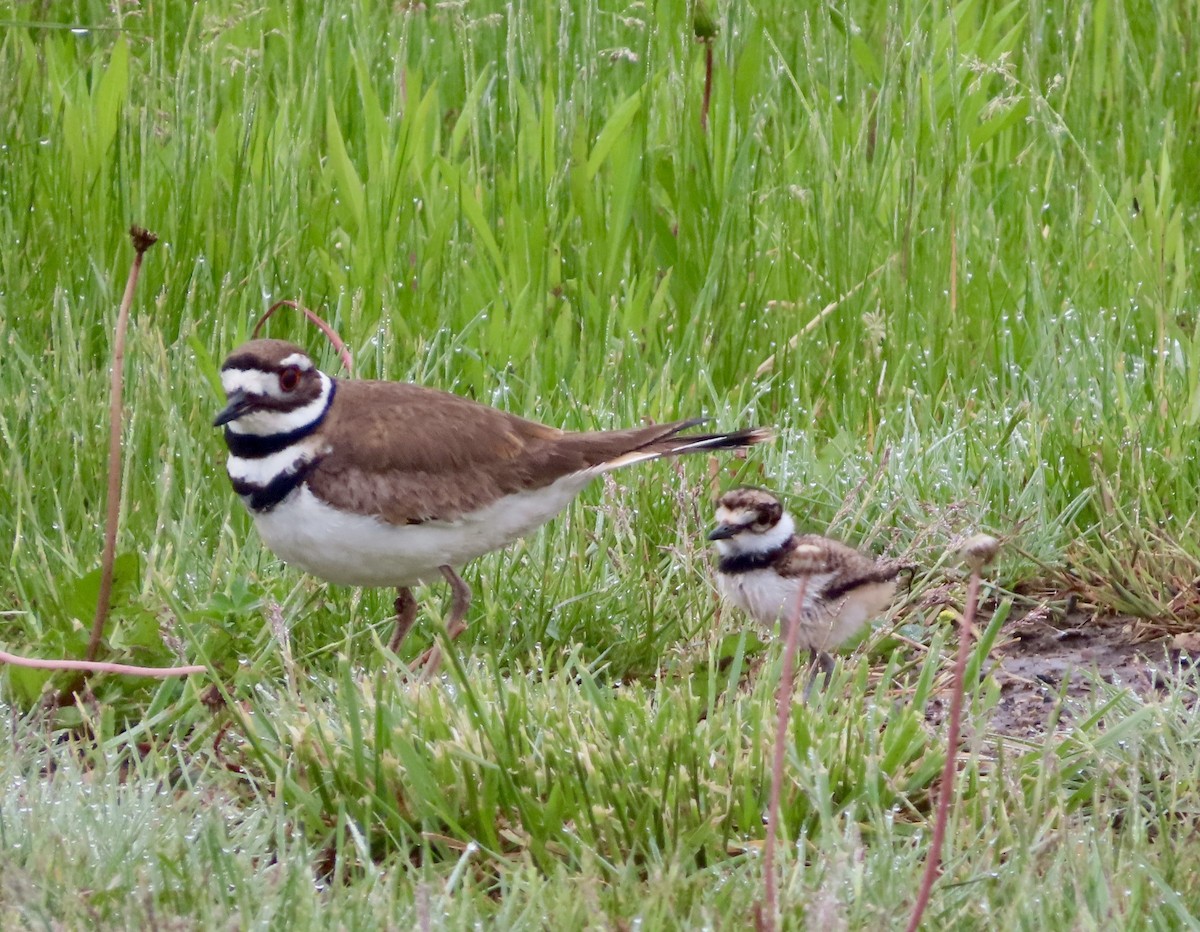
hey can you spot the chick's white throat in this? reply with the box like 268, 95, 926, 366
713, 511, 796, 557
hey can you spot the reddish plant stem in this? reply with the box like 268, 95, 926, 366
2, 649, 203, 678
253, 299, 354, 374
85, 226, 157, 664
758, 576, 810, 932
906, 568, 981, 932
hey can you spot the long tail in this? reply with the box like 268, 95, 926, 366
658, 423, 775, 455
599, 420, 774, 471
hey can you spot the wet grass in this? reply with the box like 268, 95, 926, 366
2, 0, 1200, 926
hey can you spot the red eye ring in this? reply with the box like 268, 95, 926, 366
279, 366, 301, 392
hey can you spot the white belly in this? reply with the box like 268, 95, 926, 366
717, 570, 895, 651
249, 473, 593, 587
718, 569, 809, 627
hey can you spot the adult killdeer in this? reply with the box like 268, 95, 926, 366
215, 338, 771, 668
708, 487, 899, 694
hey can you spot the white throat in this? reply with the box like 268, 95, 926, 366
713, 512, 796, 557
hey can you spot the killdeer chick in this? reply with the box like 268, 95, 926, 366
215, 339, 772, 670
708, 487, 899, 696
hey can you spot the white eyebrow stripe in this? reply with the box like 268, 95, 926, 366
221, 368, 278, 397
279, 353, 314, 370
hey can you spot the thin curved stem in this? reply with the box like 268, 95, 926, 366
906, 568, 981, 932
2, 649, 204, 678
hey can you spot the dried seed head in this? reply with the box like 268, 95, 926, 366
129, 225, 158, 254
958, 533, 1000, 569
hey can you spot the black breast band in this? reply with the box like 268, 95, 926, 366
717, 535, 799, 574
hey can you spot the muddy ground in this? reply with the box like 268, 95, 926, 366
936, 609, 1199, 739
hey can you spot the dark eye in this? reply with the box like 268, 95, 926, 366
279, 366, 301, 392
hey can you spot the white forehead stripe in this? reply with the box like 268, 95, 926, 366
279, 353, 314, 370
221, 368, 278, 397
716, 507, 755, 525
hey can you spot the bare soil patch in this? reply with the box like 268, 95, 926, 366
928, 611, 1196, 739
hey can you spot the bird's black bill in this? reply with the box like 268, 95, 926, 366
213, 389, 251, 427
707, 524, 739, 541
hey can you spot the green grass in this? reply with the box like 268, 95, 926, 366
2, 0, 1200, 926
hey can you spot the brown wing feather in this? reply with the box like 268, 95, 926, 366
777, 534, 899, 592
307, 379, 730, 525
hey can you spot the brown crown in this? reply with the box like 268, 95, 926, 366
716, 486, 784, 526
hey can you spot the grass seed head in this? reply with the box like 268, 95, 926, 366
958, 534, 1000, 570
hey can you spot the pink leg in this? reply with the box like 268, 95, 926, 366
388, 587, 418, 652
417, 567, 473, 678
